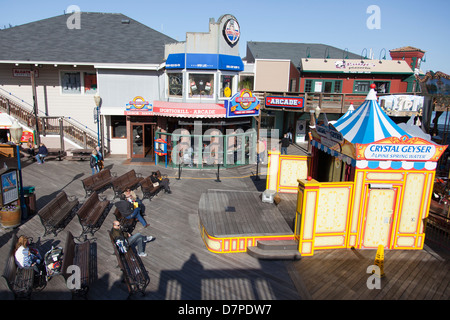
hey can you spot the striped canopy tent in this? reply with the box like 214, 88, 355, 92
333, 85, 411, 144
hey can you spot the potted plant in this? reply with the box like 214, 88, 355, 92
0, 200, 21, 228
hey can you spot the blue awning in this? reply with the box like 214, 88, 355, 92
165, 53, 185, 69
166, 53, 243, 71
186, 53, 218, 70
218, 54, 244, 71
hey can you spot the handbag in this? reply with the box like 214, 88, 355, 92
153, 182, 159, 187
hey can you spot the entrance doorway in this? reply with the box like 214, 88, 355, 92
131, 123, 155, 159
361, 186, 398, 249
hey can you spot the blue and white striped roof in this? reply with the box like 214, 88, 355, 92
333, 89, 411, 144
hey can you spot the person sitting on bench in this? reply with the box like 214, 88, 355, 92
150, 171, 172, 194
115, 199, 149, 228
111, 220, 154, 257
35, 143, 48, 164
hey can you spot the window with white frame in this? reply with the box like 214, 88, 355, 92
188, 73, 214, 98
61, 71, 81, 94
168, 73, 183, 97
220, 74, 234, 98
61, 71, 98, 95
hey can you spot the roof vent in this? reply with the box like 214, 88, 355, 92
121, 19, 130, 24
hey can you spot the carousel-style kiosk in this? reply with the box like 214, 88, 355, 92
296, 84, 447, 256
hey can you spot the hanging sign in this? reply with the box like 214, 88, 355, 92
223, 18, 240, 47
125, 96, 153, 115
225, 89, 260, 118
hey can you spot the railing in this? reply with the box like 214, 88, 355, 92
426, 212, 450, 251
256, 91, 422, 114
0, 91, 100, 151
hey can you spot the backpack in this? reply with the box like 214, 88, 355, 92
45, 246, 63, 279
115, 238, 128, 253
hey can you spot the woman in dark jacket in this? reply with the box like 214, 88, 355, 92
90, 149, 99, 175
35, 143, 48, 164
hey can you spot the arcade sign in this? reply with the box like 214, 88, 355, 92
265, 96, 304, 109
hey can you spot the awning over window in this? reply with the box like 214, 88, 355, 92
0, 113, 13, 129
165, 53, 185, 69
153, 101, 226, 118
165, 54, 243, 71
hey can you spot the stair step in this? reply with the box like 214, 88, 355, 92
256, 240, 298, 251
247, 245, 301, 260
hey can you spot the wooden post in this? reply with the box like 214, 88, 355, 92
30, 67, 40, 145
59, 118, 65, 152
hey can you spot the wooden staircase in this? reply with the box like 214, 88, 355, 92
0, 91, 99, 150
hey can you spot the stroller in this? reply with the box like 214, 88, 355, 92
44, 246, 63, 282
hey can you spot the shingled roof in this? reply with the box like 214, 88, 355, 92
245, 41, 360, 68
0, 12, 177, 65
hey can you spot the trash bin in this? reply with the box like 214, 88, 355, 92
23, 186, 36, 216
262, 189, 276, 203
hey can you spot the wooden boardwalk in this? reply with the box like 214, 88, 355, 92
0, 152, 449, 300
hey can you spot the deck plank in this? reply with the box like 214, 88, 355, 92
0, 155, 448, 300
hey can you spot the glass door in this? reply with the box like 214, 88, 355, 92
132, 124, 144, 158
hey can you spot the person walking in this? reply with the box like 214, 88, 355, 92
90, 149, 99, 175
280, 134, 290, 155
96, 146, 104, 171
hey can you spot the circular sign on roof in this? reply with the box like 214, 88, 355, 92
223, 18, 240, 47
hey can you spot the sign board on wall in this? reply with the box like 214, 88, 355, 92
356, 136, 447, 162
379, 95, 424, 113
265, 96, 304, 109
12, 69, 39, 78
225, 89, 260, 118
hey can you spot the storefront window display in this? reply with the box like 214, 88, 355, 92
189, 73, 214, 98
220, 74, 234, 98
168, 73, 183, 97
155, 127, 257, 169
111, 115, 127, 138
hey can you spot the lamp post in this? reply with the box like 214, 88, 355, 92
9, 120, 27, 220
94, 94, 101, 148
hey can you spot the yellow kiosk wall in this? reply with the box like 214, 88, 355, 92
295, 167, 435, 256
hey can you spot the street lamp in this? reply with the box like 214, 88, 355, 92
94, 94, 101, 147
9, 120, 27, 219
10, 120, 23, 144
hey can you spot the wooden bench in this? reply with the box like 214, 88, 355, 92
113, 208, 136, 234
38, 191, 79, 237
139, 176, 162, 200
61, 231, 92, 299
2, 234, 36, 299
108, 230, 150, 298
76, 191, 110, 236
81, 168, 116, 197
20, 147, 65, 161
112, 170, 143, 198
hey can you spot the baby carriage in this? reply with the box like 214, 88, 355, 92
44, 246, 63, 282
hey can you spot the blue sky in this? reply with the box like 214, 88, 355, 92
1, 0, 449, 74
